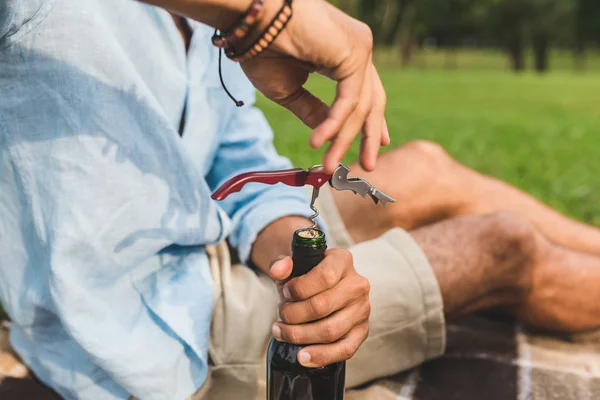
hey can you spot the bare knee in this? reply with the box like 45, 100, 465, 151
380, 140, 462, 227
412, 211, 545, 317
402, 139, 448, 158
481, 211, 546, 295
485, 212, 541, 258
392, 139, 452, 168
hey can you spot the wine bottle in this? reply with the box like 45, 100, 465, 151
267, 228, 346, 400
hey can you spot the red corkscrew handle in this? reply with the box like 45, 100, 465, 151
211, 168, 332, 201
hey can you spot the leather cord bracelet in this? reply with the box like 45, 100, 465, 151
213, 0, 294, 107
212, 0, 264, 54
212, 0, 266, 107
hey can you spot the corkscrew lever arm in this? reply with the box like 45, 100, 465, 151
211, 166, 331, 201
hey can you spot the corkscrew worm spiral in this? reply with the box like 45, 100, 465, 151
308, 186, 320, 234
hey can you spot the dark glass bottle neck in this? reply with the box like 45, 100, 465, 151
292, 228, 326, 249
290, 228, 327, 279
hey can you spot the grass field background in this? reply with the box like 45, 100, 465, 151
257, 50, 600, 226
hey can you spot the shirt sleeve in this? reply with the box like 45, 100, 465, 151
206, 72, 314, 263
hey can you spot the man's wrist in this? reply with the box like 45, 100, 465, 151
140, 0, 255, 30
250, 216, 311, 274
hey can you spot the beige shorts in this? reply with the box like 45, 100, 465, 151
194, 187, 445, 400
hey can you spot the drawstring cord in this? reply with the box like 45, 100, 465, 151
217, 32, 245, 108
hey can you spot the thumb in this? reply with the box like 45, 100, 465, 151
269, 256, 293, 282
278, 88, 330, 131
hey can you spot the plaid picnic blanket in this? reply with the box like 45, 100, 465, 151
347, 314, 600, 400
1, 315, 599, 399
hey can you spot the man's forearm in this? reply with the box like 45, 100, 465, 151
251, 216, 312, 274
138, 0, 252, 30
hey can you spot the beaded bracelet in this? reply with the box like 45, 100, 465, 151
227, 0, 293, 63
212, 0, 264, 53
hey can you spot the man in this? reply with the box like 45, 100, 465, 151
0, 1, 598, 400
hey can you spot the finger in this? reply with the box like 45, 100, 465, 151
278, 87, 330, 130
297, 322, 370, 368
369, 65, 390, 147
321, 99, 371, 173
279, 274, 370, 324
321, 132, 354, 173
322, 68, 373, 173
273, 299, 370, 345
283, 249, 353, 301
310, 69, 365, 150
359, 133, 378, 171
382, 119, 390, 146
358, 66, 384, 171
269, 256, 293, 282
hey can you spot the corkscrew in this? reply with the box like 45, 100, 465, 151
211, 164, 396, 230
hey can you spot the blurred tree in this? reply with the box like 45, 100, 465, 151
486, 0, 533, 71
416, 0, 578, 72
416, 0, 492, 68
357, 0, 409, 45
397, 0, 418, 66
575, 0, 600, 69
528, 0, 576, 72
342, 0, 600, 73
358, 0, 378, 35
337, 0, 354, 13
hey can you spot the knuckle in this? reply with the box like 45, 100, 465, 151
339, 249, 354, 268
287, 279, 305, 300
339, 47, 353, 64
322, 321, 340, 343
319, 267, 338, 288
358, 276, 371, 296
357, 101, 372, 118
358, 23, 374, 50
278, 304, 294, 324
285, 327, 302, 345
277, 88, 306, 108
341, 342, 358, 360
363, 300, 372, 320
360, 322, 370, 341
309, 295, 332, 318
347, 97, 360, 112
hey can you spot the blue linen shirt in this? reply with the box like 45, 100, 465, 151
0, 1, 314, 399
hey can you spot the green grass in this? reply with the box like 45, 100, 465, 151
374, 47, 600, 71
258, 53, 600, 226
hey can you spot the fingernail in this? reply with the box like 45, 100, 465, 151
271, 258, 284, 270
272, 324, 282, 340
270, 258, 287, 276
298, 351, 312, 366
282, 286, 291, 300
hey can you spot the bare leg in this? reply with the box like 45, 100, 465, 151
510, 241, 600, 332
410, 212, 600, 332
409, 212, 535, 319
334, 140, 600, 256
